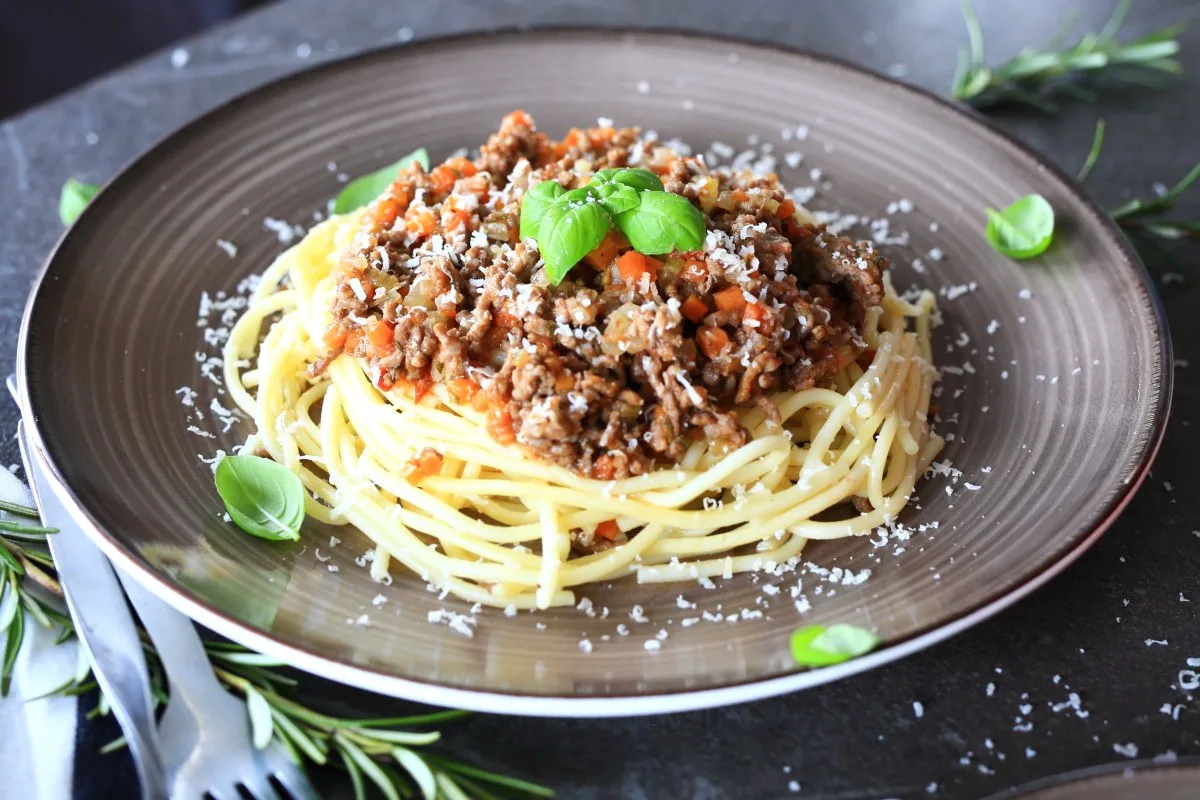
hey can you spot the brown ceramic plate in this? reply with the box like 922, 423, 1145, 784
985, 760, 1200, 799
17, 30, 1170, 715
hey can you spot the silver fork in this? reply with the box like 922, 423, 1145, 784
118, 574, 322, 800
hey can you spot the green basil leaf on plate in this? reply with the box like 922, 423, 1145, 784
332, 148, 431, 214
214, 455, 305, 541
614, 191, 706, 254
59, 179, 100, 226
519, 180, 567, 240
537, 199, 610, 285
985, 193, 1055, 259
593, 182, 641, 216
591, 167, 664, 193
790, 623, 880, 667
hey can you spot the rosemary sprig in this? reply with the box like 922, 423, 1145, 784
1110, 160, 1200, 241
1076, 119, 1107, 183
952, 0, 1185, 110
1075, 119, 1200, 242
0, 508, 552, 798
1, 503, 65, 696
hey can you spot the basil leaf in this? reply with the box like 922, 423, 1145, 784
985, 193, 1055, 259
59, 179, 99, 226
591, 167, 664, 193
790, 623, 880, 667
537, 199, 610, 285
557, 186, 596, 205
593, 182, 640, 216
519, 180, 567, 240
614, 192, 706, 254
214, 455, 305, 541
332, 148, 430, 214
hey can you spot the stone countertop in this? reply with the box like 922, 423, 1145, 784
1, 1, 1198, 798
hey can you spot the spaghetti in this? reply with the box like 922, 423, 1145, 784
224, 210, 943, 610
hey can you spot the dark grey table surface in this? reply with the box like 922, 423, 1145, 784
1, 1, 1198, 798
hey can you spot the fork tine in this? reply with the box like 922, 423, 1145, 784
240, 774, 283, 800
205, 787, 240, 800
270, 760, 323, 800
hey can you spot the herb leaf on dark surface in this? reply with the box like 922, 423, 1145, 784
952, 0, 1185, 111
59, 179, 99, 226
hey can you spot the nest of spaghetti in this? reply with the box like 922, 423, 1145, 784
225, 111, 943, 609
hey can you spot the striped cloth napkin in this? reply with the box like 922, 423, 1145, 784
0, 465, 83, 799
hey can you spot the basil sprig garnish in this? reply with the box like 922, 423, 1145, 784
214, 454, 305, 541
521, 168, 707, 285
537, 190, 611, 280
615, 191, 707, 255
591, 167, 664, 192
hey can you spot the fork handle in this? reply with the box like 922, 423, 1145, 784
13, 413, 167, 800
117, 573, 229, 709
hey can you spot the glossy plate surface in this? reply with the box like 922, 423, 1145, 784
18, 30, 1170, 715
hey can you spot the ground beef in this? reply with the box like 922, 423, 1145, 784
314, 111, 887, 479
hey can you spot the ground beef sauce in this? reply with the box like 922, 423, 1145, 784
315, 111, 885, 481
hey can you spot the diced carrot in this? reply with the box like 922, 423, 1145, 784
681, 296, 709, 324
323, 325, 348, 351
459, 174, 491, 201
344, 330, 362, 353
404, 447, 444, 484
588, 127, 616, 148
591, 455, 616, 481
375, 197, 402, 230
697, 326, 731, 358
428, 166, 457, 196
494, 311, 520, 329
713, 286, 747, 313
442, 208, 471, 231
595, 520, 620, 541
449, 378, 479, 404
406, 210, 436, 238
412, 375, 434, 402
486, 405, 515, 445
743, 301, 770, 332
583, 230, 628, 270
502, 110, 533, 129
554, 372, 574, 391
471, 387, 495, 413
366, 319, 395, 349
443, 156, 477, 178
616, 251, 660, 285
681, 258, 708, 284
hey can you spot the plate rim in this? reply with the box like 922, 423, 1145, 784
981, 758, 1200, 799
15, 26, 1174, 717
